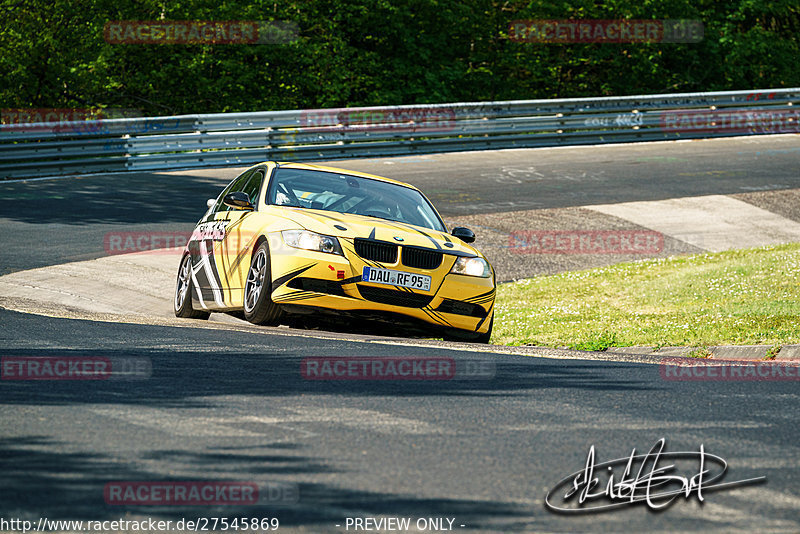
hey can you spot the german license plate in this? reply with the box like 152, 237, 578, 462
362, 266, 431, 291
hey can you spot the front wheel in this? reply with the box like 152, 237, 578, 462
174, 253, 210, 319
243, 242, 284, 325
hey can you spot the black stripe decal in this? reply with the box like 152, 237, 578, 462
228, 244, 252, 278
270, 264, 315, 293
421, 307, 449, 326
205, 239, 224, 293
343, 243, 383, 269
427, 308, 452, 326
375, 219, 444, 250
465, 289, 496, 303
303, 211, 351, 225
474, 304, 493, 331
274, 293, 320, 303
272, 289, 312, 302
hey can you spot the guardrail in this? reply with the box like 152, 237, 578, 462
1, 88, 798, 179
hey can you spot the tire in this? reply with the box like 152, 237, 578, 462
174, 253, 210, 319
243, 241, 284, 325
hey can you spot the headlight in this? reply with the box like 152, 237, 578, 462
450, 256, 490, 277
282, 230, 343, 255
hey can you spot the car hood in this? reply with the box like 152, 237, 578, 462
275, 207, 479, 256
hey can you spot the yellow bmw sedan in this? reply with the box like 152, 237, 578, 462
174, 162, 494, 342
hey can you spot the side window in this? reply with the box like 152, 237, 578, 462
240, 169, 265, 210
214, 169, 254, 213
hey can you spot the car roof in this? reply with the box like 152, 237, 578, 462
269, 161, 421, 191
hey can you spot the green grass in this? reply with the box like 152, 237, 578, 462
493, 243, 800, 349
764, 345, 781, 360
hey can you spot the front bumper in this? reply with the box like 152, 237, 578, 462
266, 233, 495, 334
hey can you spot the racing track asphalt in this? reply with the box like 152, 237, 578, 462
1, 134, 800, 532
1, 308, 799, 533
1, 134, 799, 275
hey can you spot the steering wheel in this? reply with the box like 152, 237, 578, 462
276, 183, 301, 206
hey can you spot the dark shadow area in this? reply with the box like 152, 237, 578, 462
0, 309, 658, 408
0, 346, 654, 407
0, 437, 534, 529
0, 171, 235, 225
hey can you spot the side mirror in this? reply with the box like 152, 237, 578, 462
207, 198, 216, 208
223, 191, 254, 210
451, 226, 475, 243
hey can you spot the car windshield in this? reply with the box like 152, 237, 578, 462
267, 167, 447, 232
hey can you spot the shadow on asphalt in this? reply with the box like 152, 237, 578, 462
0, 436, 533, 528
0, 310, 655, 528
0, 171, 233, 226
0, 346, 653, 406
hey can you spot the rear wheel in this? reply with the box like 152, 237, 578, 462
174, 253, 210, 319
243, 242, 284, 325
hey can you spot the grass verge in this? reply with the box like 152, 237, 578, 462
493, 243, 800, 348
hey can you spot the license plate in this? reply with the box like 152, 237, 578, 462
362, 266, 431, 292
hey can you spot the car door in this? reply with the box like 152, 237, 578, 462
216, 167, 267, 303
191, 168, 258, 309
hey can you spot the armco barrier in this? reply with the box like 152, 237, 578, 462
1, 88, 797, 179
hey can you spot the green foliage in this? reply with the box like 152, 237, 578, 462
1, 0, 797, 115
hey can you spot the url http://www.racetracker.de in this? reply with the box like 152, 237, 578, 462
0, 517, 281, 532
